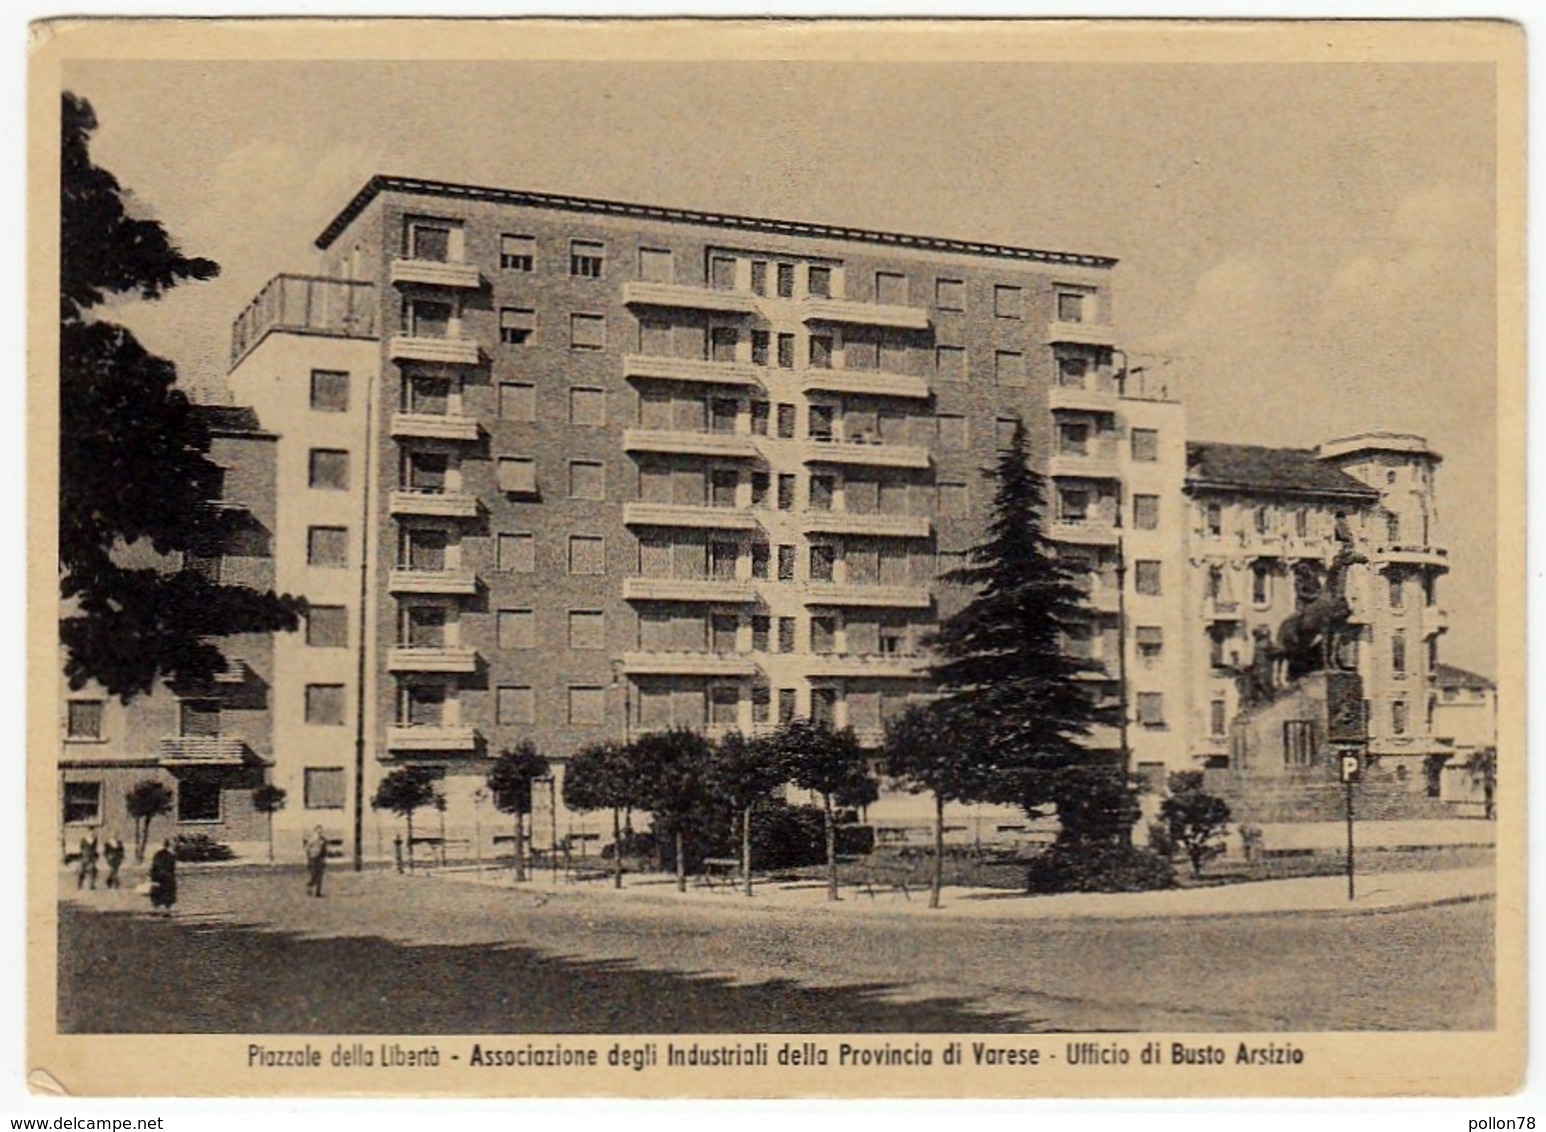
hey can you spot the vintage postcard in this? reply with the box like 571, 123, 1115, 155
27, 18, 1526, 1099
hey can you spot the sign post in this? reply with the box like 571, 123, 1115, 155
1337, 746, 1362, 901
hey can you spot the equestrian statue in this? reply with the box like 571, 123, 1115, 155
1272, 521, 1366, 688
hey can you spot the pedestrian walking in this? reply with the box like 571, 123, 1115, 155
304, 826, 329, 898
148, 839, 177, 917
76, 830, 99, 890
102, 835, 126, 889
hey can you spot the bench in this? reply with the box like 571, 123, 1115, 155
698, 857, 740, 892
854, 853, 919, 900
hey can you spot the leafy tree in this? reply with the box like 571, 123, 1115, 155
707, 732, 787, 897
487, 742, 550, 882
59, 92, 303, 701
883, 702, 995, 908
563, 742, 638, 889
124, 778, 173, 862
371, 766, 440, 872
775, 720, 878, 902
1464, 746, 1497, 820
251, 783, 287, 864
927, 418, 1122, 839
1159, 771, 1232, 877
630, 728, 713, 893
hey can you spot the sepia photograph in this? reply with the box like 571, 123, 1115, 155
27, 18, 1526, 1099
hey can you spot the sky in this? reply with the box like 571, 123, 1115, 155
63, 55, 1501, 677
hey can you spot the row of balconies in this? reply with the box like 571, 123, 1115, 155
620, 427, 933, 469
380, 645, 930, 677
622, 353, 931, 400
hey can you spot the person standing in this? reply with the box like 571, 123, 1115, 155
76, 830, 99, 890
102, 835, 125, 889
303, 826, 329, 898
148, 839, 177, 917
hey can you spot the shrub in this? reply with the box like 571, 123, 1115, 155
1160, 771, 1233, 877
173, 833, 235, 862
1146, 820, 1176, 859
1024, 842, 1176, 894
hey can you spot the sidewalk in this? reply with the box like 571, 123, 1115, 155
432, 862, 1494, 923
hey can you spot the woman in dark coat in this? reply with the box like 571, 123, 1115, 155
148, 839, 177, 916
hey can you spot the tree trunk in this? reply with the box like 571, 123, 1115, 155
514, 809, 526, 882
674, 827, 685, 893
405, 812, 415, 873
134, 818, 146, 863
266, 812, 275, 865
611, 807, 623, 889
742, 804, 753, 897
824, 794, 838, 902
931, 794, 944, 909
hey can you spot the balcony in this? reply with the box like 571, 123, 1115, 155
384, 725, 480, 753
389, 489, 481, 519
1422, 607, 1451, 639
387, 568, 479, 595
158, 736, 256, 765
1077, 585, 1122, 615
1048, 452, 1121, 481
802, 369, 930, 401
623, 281, 762, 315
230, 275, 377, 369
623, 577, 758, 604
803, 511, 931, 539
801, 438, 931, 470
619, 651, 761, 677
388, 335, 481, 367
1048, 385, 1119, 413
390, 413, 481, 442
1047, 320, 1118, 348
803, 297, 931, 331
622, 428, 762, 460
1201, 599, 1244, 622
389, 257, 483, 289
804, 583, 932, 609
622, 354, 765, 388
386, 646, 480, 674
1373, 544, 1451, 571
803, 654, 929, 679
1046, 520, 1120, 546
623, 502, 760, 531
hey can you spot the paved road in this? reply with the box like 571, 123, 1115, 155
58, 867, 1493, 1033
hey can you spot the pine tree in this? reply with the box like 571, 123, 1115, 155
927, 418, 1123, 836
59, 92, 304, 700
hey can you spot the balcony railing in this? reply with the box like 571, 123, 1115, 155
383, 725, 480, 753
623, 281, 762, 315
1047, 320, 1118, 347
621, 428, 762, 459
802, 654, 929, 679
230, 275, 376, 368
1046, 519, 1120, 545
1048, 384, 1120, 413
804, 583, 932, 609
623, 577, 757, 604
622, 354, 765, 388
386, 646, 480, 673
1201, 599, 1243, 622
801, 437, 931, 469
802, 369, 930, 401
388, 335, 481, 366
388, 257, 482, 289
1048, 452, 1121, 481
623, 502, 760, 531
1373, 544, 1450, 570
387, 567, 479, 595
158, 735, 255, 764
803, 297, 931, 331
388, 489, 482, 519
390, 413, 481, 442
802, 511, 931, 539
619, 651, 761, 677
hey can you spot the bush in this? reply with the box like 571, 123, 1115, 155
1024, 842, 1176, 894
1146, 820, 1176, 859
1160, 772, 1233, 877
173, 833, 235, 862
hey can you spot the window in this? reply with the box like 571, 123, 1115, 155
1205, 501, 1223, 538
811, 615, 838, 653
1210, 699, 1228, 738
711, 613, 739, 653
402, 683, 445, 727
777, 474, 796, 511
1389, 575, 1405, 609
1058, 488, 1090, 523
407, 375, 450, 415
935, 278, 965, 311
639, 247, 674, 283
751, 542, 770, 579
569, 686, 606, 726
938, 482, 968, 517
310, 370, 349, 412
1294, 509, 1309, 538
776, 403, 797, 439
709, 684, 740, 725
1391, 699, 1409, 735
751, 472, 770, 509
993, 285, 1023, 319
638, 317, 673, 356
1386, 512, 1401, 543
177, 774, 222, 823
496, 382, 535, 424
809, 334, 833, 370
569, 387, 606, 427
709, 468, 739, 509
935, 345, 966, 381
773, 334, 795, 370
752, 683, 771, 724
66, 700, 103, 741
402, 605, 447, 648
752, 615, 771, 652
1057, 354, 1088, 388
936, 414, 968, 450
306, 605, 348, 648
708, 326, 739, 364
1056, 291, 1086, 322
809, 474, 835, 511
402, 528, 446, 571
1254, 506, 1271, 535
1251, 563, 1271, 606
405, 218, 453, 262
1131, 428, 1159, 462
498, 609, 536, 650
500, 234, 535, 271
875, 271, 907, 305
778, 617, 797, 654
569, 460, 605, 501
305, 684, 346, 726
1058, 421, 1090, 456
750, 261, 768, 295
808, 404, 835, 440
1136, 626, 1164, 659
570, 239, 605, 278
777, 545, 796, 582
1136, 693, 1165, 727
776, 263, 795, 298
407, 298, 452, 338
569, 535, 605, 575
497, 685, 535, 726
63, 781, 101, 825
778, 688, 797, 725
751, 331, 770, 367
709, 541, 738, 580
499, 307, 535, 345
569, 610, 605, 650
1392, 632, 1407, 676
808, 265, 832, 298
304, 768, 346, 810
497, 457, 537, 495
709, 255, 736, 290
1135, 560, 1162, 596
995, 417, 1019, 451
810, 544, 836, 583
570, 313, 606, 350
994, 350, 1026, 387
493, 534, 534, 577
811, 687, 838, 728
1283, 720, 1317, 767
307, 526, 348, 568
1134, 494, 1160, 530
